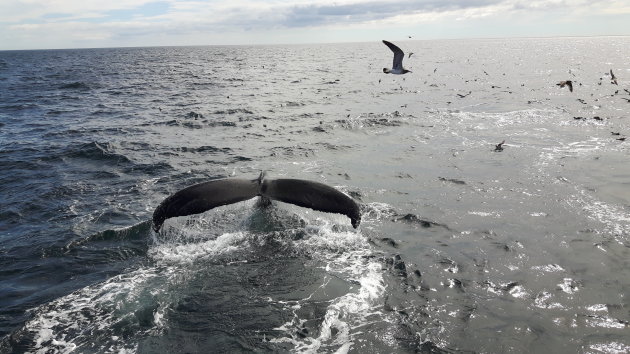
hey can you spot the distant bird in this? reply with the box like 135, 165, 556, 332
408, 35, 412, 38
557, 80, 573, 92
408, 52, 414, 58
382, 40, 411, 75
610, 69, 618, 85
495, 140, 505, 152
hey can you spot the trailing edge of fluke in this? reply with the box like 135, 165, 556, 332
152, 172, 361, 231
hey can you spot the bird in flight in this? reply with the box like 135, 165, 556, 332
382, 40, 411, 75
610, 69, 618, 85
556, 80, 573, 92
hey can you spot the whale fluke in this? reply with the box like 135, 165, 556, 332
261, 178, 361, 228
152, 173, 361, 231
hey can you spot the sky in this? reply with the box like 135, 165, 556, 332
1, 0, 629, 50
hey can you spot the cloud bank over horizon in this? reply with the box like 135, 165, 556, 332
1, 0, 629, 50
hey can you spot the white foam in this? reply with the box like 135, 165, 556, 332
587, 304, 608, 312
589, 342, 630, 354
24, 266, 176, 353
270, 222, 387, 353
149, 231, 250, 264
531, 264, 566, 273
557, 278, 579, 294
26, 217, 389, 353
577, 190, 630, 240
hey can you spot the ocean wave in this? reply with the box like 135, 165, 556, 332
63, 142, 131, 165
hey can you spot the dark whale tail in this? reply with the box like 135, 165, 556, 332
152, 172, 361, 231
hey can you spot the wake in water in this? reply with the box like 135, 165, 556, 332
8, 202, 425, 353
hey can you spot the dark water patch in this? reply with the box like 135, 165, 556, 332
154, 119, 179, 127
384, 254, 408, 278
90, 170, 121, 179
283, 101, 305, 107
229, 155, 253, 162
90, 109, 117, 117
58, 82, 90, 90
45, 109, 75, 116
206, 120, 237, 127
123, 161, 172, 175
439, 177, 467, 185
0, 103, 39, 111
213, 108, 254, 115
0, 143, 46, 160
178, 146, 232, 154
314, 142, 352, 151
185, 111, 203, 119
238, 115, 268, 123
181, 121, 203, 129
374, 237, 399, 248
392, 213, 451, 230
61, 142, 131, 165
336, 112, 406, 129
63, 221, 151, 258
58, 94, 82, 101
269, 146, 315, 158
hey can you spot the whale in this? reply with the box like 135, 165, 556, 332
152, 172, 361, 231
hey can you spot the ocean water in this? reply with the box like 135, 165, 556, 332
0, 37, 629, 353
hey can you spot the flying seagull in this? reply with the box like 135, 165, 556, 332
610, 69, 618, 85
382, 40, 411, 75
557, 80, 573, 92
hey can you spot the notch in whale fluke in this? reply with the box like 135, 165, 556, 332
152, 172, 361, 232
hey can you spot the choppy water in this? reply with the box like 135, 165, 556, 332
1, 37, 629, 353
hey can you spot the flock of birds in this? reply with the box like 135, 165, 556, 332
380, 40, 628, 149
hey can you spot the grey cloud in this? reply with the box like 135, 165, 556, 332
282, 0, 502, 27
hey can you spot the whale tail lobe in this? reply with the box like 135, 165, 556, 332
152, 174, 361, 231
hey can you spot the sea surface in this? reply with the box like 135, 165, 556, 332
1, 37, 629, 353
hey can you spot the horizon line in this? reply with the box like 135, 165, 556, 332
1, 34, 629, 52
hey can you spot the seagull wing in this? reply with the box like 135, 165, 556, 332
383, 40, 404, 71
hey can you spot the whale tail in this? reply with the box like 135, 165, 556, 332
152, 173, 361, 231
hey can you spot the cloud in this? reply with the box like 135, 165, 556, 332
1, 0, 629, 49
279, 0, 502, 27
